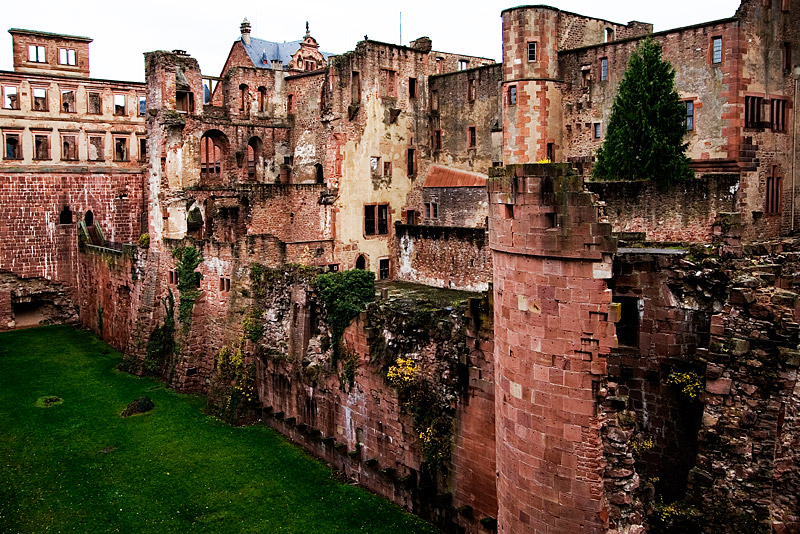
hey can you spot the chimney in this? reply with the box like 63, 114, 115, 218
271, 59, 283, 71
241, 18, 252, 46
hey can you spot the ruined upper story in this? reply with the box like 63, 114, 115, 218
1, 29, 145, 171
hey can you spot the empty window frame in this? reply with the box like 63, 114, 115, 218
508, 85, 517, 105
370, 156, 381, 177
176, 90, 193, 113
436, 57, 444, 74
364, 205, 376, 235
383, 161, 392, 178
711, 36, 723, 64
113, 94, 126, 116
138, 137, 147, 163
600, 57, 608, 81
458, 59, 469, 71
407, 148, 416, 176
114, 137, 129, 161
219, 277, 231, 292
771, 99, 787, 132
34, 134, 50, 160
239, 84, 248, 111
377, 204, 389, 234
200, 133, 223, 177
408, 77, 417, 99
61, 89, 76, 113
3, 132, 21, 160
425, 202, 438, 219
745, 96, 764, 129
613, 296, 640, 348
59, 205, 73, 224
139, 95, 146, 116
468, 126, 477, 148
28, 45, 46, 63
258, 87, 267, 112
527, 42, 537, 62
605, 28, 614, 42
581, 69, 591, 88
88, 92, 102, 114
593, 123, 602, 139
379, 258, 390, 280
58, 48, 76, 66
202, 79, 216, 104
546, 142, 554, 162
364, 204, 389, 236
766, 175, 783, 214
2, 86, 19, 110
88, 135, 104, 161
685, 100, 695, 131
32, 87, 48, 111
406, 210, 415, 224
468, 78, 476, 101
433, 130, 442, 150
351, 71, 361, 103
61, 134, 78, 161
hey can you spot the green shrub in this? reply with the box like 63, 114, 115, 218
315, 269, 375, 350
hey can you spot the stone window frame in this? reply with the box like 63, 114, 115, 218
370, 156, 381, 177
28, 44, 47, 63
2, 84, 20, 110
744, 94, 765, 129
682, 98, 697, 133
527, 42, 537, 62
2, 129, 23, 160
766, 174, 783, 215
408, 77, 417, 99
381, 69, 398, 98
508, 85, 517, 106
600, 57, 608, 82
363, 203, 391, 237
137, 135, 147, 163
425, 201, 438, 219
467, 125, 477, 148
593, 122, 602, 139
32, 131, 51, 160
58, 48, 77, 66
87, 133, 105, 162
60, 132, 79, 161
31, 86, 48, 112
113, 134, 130, 162
383, 160, 392, 178
138, 95, 147, 116
458, 59, 469, 71
378, 258, 390, 280
770, 98, 787, 133
87, 91, 102, 115
433, 130, 442, 151
710, 36, 723, 65
113, 93, 127, 116
407, 147, 417, 177
60, 88, 77, 113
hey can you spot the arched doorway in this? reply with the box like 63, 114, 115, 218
84, 210, 94, 226
355, 255, 366, 270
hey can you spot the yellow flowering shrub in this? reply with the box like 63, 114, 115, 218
666, 371, 704, 400
387, 358, 418, 388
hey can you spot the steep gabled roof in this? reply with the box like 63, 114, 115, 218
238, 37, 335, 69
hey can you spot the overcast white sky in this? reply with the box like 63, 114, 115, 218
2, 0, 742, 82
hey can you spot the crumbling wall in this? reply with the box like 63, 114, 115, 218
0, 270, 77, 330
394, 224, 491, 292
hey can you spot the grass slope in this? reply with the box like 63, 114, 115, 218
0, 326, 437, 534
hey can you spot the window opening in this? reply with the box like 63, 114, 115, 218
139, 138, 147, 163
32, 88, 47, 111
613, 296, 640, 348
433, 130, 442, 150
58, 48, 76, 66
600, 57, 608, 81
468, 126, 477, 148
377, 204, 389, 234
355, 255, 366, 270
88, 92, 101, 114
685, 101, 694, 131
383, 161, 392, 178
767, 174, 783, 214
745, 96, 764, 129
138, 95, 146, 116
28, 45, 46, 63
258, 87, 267, 112
351, 71, 361, 103
61, 89, 76, 113
364, 205, 376, 235
605, 28, 614, 42
2, 86, 19, 110
239, 84, 249, 112
61, 135, 78, 161
527, 42, 537, 62
468, 78, 476, 101
771, 99, 787, 132
409, 77, 417, 98
458, 59, 469, 71
88, 136, 104, 161
59, 205, 73, 225
114, 137, 129, 161
84, 210, 94, 226
200, 133, 223, 178
4, 133, 21, 160
407, 148, 416, 176
379, 259, 390, 280
34, 134, 50, 160
176, 91, 193, 113
315, 163, 324, 184
593, 123, 601, 139
114, 94, 126, 116
712, 37, 722, 64
508, 85, 517, 105
370, 156, 381, 177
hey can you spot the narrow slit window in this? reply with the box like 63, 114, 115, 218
508, 85, 517, 105
139, 95, 146, 116
383, 161, 392, 178
712, 37, 722, 64
468, 78, 476, 101
600, 58, 608, 81
407, 148, 416, 176
139, 138, 147, 163
766, 175, 783, 214
364, 205, 376, 236
409, 77, 417, 99
685, 101, 694, 131
771, 99, 787, 132
527, 42, 537, 62
468, 126, 477, 148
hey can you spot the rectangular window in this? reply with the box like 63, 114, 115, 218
593, 123, 601, 139
546, 142, 554, 161
139, 95, 146, 116
2, 86, 19, 110
605, 28, 614, 43
139, 137, 147, 163
287, 94, 294, 113
685, 100, 694, 131
436, 57, 444, 74
712, 36, 722, 64
34, 134, 50, 160
527, 42, 537, 62
381, 69, 397, 98
351, 71, 361, 103
114, 94, 126, 116
458, 59, 469, 71
219, 277, 231, 292
88, 92, 101, 114
409, 77, 417, 99
61, 89, 76, 113
509, 85, 517, 105
202, 79, 216, 104
468, 126, 477, 148
370, 156, 381, 177
582, 69, 591, 88
114, 137, 129, 161
425, 202, 439, 219
58, 48, 76, 66
407, 148, 416, 176
745, 96, 764, 128
406, 210, 415, 225
377, 204, 389, 235
600, 57, 608, 81
4, 133, 21, 160
28, 45, 46, 63
433, 130, 442, 150
61, 134, 78, 161
32, 88, 48, 111
364, 205, 376, 235
379, 258, 390, 280
766, 175, 783, 214
176, 91, 193, 113
468, 78, 476, 101
383, 161, 392, 178
771, 99, 787, 132
88, 135, 104, 161
784, 42, 792, 72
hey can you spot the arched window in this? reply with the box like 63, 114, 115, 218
59, 205, 73, 225
247, 137, 262, 180
355, 255, 366, 270
200, 131, 226, 181
84, 210, 94, 226
258, 86, 267, 112
239, 84, 249, 113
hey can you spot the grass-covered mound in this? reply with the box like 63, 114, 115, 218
0, 325, 436, 534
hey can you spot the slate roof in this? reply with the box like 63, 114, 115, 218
239, 37, 335, 69
423, 165, 487, 188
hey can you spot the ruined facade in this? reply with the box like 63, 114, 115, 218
1, 0, 800, 532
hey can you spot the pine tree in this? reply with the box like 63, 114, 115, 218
592, 37, 693, 185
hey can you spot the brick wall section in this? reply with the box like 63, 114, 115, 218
394, 225, 491, 292
9, 29, 92, 77
0, 287, 10, 330
586, 174, 739, 243
0, 172, 145, 286
488, 163, 619, 533
421, 186, 488, 228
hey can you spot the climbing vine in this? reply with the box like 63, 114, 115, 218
315, 269, 375, 352
173, 246, 203, 331
207, 342, 257, 421
144, 290, 176, 375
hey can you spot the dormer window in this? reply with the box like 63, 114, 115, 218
28, 45, 46, 63
58, 48, 77, 66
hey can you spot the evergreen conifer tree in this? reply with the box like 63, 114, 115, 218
592, 38, 693, 185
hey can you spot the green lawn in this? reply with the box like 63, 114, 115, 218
0, 326, 437, 534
